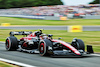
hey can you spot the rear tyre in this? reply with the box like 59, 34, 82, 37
71, 39, 85, 51
5, 36, 18, 51
39, 39, 53, 56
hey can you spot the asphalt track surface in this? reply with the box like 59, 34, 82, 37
0, 26, 100, 31
0, 42, 100, 67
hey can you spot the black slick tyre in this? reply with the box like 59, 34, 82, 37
5, 36, 18, 51
39, 39, 53, 56
71, 39, 85, 51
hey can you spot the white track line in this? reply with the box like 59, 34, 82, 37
0, 41, 5, 43
90, 54, 100, 56
0, 58, 36, 67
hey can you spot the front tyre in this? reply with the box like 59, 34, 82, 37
39, 39, 53, 56
71, 39, 85, 51
5, 36, 18, 51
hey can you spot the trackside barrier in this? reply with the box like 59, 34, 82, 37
0, 15, 68, 20
1, 23, 10, 26
68, 25, 83, 32
84, 15, 100, 19
60, 17, 67, 20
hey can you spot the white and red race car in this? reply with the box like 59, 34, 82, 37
5, 29, 93, 56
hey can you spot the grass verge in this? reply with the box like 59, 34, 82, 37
0, 17, 100, 25
0, 61, 18, 67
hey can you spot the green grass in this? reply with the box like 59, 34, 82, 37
0, 17, 100, 25
0, 61, 16, 67
0, 29, 100, 52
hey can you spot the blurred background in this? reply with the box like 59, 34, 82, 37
0, 0, 100, 19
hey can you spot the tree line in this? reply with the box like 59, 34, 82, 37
0, 0, 63, 9
0, 0, 99, 9
89, 0, 100, 4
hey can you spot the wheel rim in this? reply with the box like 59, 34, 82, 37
40, 42, 45, 54
6, 39, 10, 49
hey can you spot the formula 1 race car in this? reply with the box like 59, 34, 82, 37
5, 29, 93, 56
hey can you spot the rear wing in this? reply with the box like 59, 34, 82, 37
9, 31, 32, 36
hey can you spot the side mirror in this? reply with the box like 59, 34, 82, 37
58, 37, 62, 40
48, 34, 53, 39
48, 34, 53, 37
